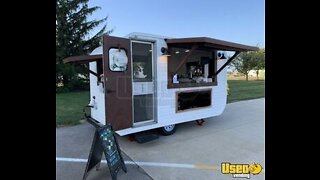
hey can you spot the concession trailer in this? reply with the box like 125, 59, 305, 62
63, 32, 258, 136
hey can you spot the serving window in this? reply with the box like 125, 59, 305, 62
167, 46, 217, 88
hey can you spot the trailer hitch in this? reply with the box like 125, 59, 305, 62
196, 119, 205, 126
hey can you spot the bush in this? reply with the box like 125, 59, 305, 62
56, 78, 89, 93
56, 86, 70, 93
227, 82, 230, 95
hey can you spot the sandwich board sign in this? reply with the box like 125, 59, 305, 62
83, 124, 127, 180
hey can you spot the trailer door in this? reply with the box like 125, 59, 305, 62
103, 35, 132, 130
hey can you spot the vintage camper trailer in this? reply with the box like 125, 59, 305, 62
64, 32, 258, 136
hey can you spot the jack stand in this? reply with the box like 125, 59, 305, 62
128, 134, 135, 142
196, 119, 205, 126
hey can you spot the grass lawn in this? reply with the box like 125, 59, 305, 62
227, 80, 265, 103
56, 91, 90, 127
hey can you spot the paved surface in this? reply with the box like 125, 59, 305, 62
56, 98, 265, 180
56, 124, 152, 180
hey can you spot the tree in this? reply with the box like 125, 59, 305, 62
231, 51, 256, 81
56, 0, 113, 91
231, 49, 265, 81
252, 48, 265, 80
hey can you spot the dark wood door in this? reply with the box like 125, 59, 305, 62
103, 35, 132, 130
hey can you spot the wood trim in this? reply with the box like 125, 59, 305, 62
169, 82, 217, 89
176, 105, 211, 113
175, 88, 212, 113
210, 50, 218, 84
175, 88, 212, 94
167, 47, 173, 89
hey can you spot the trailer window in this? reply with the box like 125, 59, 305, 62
176, 89, 212, 112
167, 47, 217, 88
132, 42, 153, 82
108, 48, 128, 72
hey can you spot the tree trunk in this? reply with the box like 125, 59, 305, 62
256, 70, 259, 80
62, 75, 70, 86
245, 74, 249, 81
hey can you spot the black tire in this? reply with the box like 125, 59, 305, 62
159, 124, 177, 136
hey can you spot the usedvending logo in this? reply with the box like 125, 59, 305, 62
221, 162, 262, 179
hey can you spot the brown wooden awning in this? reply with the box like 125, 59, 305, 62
166, 37, 258, 51
63, 54, 102, 64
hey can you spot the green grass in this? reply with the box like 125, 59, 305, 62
56, 91, 90, 127
227, 80, 265, 103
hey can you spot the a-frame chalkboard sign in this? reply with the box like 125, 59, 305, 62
83, 124, 127, 180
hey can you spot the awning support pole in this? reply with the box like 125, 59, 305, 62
214, 51, 240, 76
88, 69, 98, 77
75, 64, 99, 78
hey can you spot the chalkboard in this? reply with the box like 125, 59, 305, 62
98, 125, 125, 173
83, 124, 127, 180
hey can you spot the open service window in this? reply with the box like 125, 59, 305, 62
167, 46, 217, 88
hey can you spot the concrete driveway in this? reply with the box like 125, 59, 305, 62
56, 122, 152, 180
56, 98, 265, 180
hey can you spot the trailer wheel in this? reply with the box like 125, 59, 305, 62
159, 124, 177, 136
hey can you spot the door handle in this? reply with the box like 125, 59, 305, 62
106, 89, 116, 93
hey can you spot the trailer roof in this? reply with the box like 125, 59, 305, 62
63, 54, 102, 64
166, 37, 258, 51
63, 36, 258, 64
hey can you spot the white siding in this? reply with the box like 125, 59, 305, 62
88, 48, 106, 125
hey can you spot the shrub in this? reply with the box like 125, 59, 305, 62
56, 78, 89, 93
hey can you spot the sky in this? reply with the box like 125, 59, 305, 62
87, 0, 264, 48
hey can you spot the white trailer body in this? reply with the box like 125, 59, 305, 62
64, 32, 258, 136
